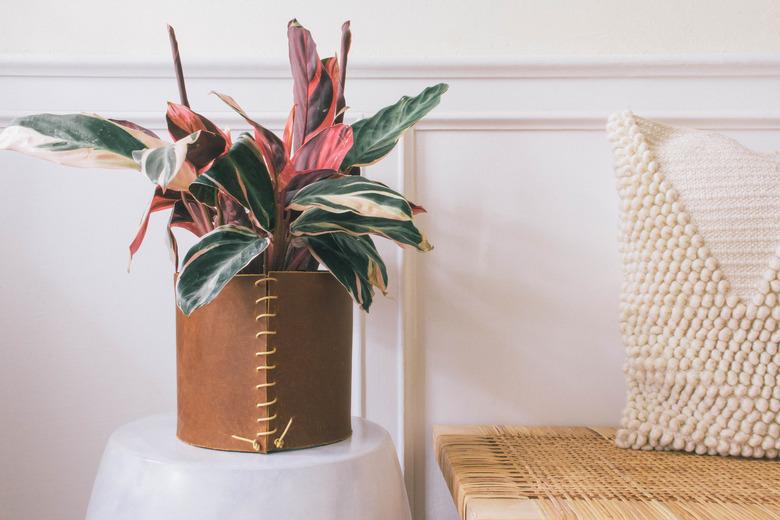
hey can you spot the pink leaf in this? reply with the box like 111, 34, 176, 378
306, 57, 340, 140
335, 21, 351, 124
293, 125, 353, 171
109, 119, 160, 140
410, 202, 427, 215
166, 102, 229, 153
211, 91, 287, 176
288, 19, 321, 152
287, 20, 339, 152
283, 106, 295, 156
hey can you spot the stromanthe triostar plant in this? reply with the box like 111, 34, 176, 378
0, 20, 446, 315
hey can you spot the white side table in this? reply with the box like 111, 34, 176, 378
85, 414, 410, 520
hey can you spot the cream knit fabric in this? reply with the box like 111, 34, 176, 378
608, 111, 780, 458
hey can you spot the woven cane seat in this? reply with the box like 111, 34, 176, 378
434, 426, 780, 520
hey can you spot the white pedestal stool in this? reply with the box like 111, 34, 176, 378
86, 414, 410, 520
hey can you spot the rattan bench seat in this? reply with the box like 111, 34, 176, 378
434, 426, 780, 520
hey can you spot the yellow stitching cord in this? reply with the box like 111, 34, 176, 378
274, 417, 294, 449
231, 435, 261, 452
256, 397, 278, 407
231, 276, 280, 452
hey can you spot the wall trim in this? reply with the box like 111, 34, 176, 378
4, 111, 780, 132
1, 54, 780, 79
415, 112, 780, 131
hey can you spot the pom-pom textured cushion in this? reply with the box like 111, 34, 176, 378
608, 111, 780, 458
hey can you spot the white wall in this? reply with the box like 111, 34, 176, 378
1, 0, 780, 60
2, 3, 780, 520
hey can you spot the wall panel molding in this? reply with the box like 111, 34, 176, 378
5, 111, 780, 132
2, 54, 780, 79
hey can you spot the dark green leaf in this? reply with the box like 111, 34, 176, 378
0, 113, 157, 170
340, 83, 448, 170
190, 134, 275, 231
189, 181, 217, 206
288, 175, 413, 221
290, 208, 432, 251
176, 225, 269, 315
303, 233, 388, 311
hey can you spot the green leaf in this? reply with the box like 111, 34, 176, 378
288, 176, 413, 221
189, 180, 217, 207
302, 234, 388, 311
0, 113, 159, 170
290, 208, 432, 251
132, 131, 200, 190
176, 225, 269, 315
355, 236, 388, 294
190, 134, 275, 231
340, 83, 448, 170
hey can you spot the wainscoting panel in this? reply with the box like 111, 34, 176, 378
1, 56, 779, 520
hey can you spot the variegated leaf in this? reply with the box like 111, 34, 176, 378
283, 106, 295, 154
166, 102, 224, 143
211, 91, 287, 175
284, 169, 339, 200
176, 225, 269, 315
166, 103, 231, 171
334, 21, 351, 124
288, 176, 413, 221
110, 119, 161, 141
291, 124, 353, 174
0, 113, 156, 170
132, 131, 200, 190
189, 134, 275, 231
316, 57, 340, 134
185, 131, 230, 173
288, 20, 339, 152
341, 83, 448, 170
345, 234, 388, 293
302, 233, 388, 311
290, 208, 432, 251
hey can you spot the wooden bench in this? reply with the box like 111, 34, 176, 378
434, 426, 780, 520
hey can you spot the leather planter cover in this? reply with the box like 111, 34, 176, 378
176, 271, 353, 453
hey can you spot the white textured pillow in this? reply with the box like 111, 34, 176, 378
608, 111, 780, 458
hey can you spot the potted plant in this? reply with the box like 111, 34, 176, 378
0, 20, 446, 452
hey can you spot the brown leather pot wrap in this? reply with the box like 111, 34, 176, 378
176, 271, 353, 453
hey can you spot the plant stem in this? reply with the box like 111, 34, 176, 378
270, 209, 288, 271
287, 247, 312, 271
167, 25, 190, 108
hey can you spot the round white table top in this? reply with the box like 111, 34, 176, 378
110, 413, 388, 468
86, 414, 410, 520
